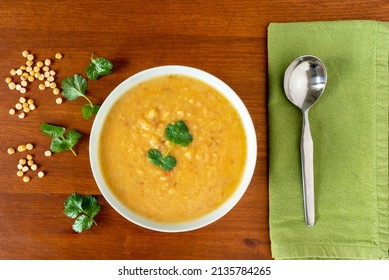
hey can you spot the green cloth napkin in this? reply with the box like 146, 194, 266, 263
268, 20, 389, 259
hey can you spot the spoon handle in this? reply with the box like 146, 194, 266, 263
301, 110, 315, 226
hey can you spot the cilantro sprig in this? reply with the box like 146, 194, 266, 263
64, 193, 101, 233
85, 53, 113, 80
148, 120, 193, 171
61, 74, 101, 120
61, 53, 113, 119
40, 123, 82, 156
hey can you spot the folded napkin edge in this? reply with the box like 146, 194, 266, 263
375, 20, 389, 256
272, 243, 389, 260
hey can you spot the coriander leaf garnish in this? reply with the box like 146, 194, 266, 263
81, 194, 102, 218
73, 215, 93, 233
64, 129, 82, 147
61, 74, 87, 101
61, 74, 100, 119
85, 53, 113, 80
82, 104, 100, 120
64, 193, 84, 218
64, 193, 101, 233
49, 129, 81, 156
50, 137, 72, 153
148, 149, 163, 166
160, 156, 177, 171
148, 149, 177, 171
40, 123, 66, 138
40, 123, 82, 156
147, 120, 192, 171
165, 120, 193, 147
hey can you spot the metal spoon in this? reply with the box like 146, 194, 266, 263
283, 55, 327, 227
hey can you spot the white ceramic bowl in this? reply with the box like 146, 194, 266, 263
89, 65, 257, 232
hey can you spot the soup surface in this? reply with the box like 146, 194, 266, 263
99, 74, 247, 222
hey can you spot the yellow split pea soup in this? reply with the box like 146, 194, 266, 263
99, 74, 247, 223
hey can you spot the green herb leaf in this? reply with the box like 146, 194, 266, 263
65, 129, 82, 148
82, 104, 100, 120
86, 54, 113, 80
148, 149, 163, 166
165, 120, 193, 147
40, 123, 82, 156
160, 156, 176, 171
50, 137, 71, 153
61, 74, 87, 101
40, 123, 65, 138
64, 193, 83, 219
81, 195, 101, 218
72, 214, 93, 233
148, 149, 177, 171
64, 193, 101, 233
49, 129, 81, 154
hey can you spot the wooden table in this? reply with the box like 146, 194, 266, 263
0, 0, 387, 260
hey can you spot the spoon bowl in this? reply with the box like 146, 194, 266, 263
284, 55, 327, 111
283, 55, 327, 226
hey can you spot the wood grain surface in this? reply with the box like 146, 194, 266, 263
0, 0, 388, 260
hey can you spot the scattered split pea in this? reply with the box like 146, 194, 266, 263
4, 50, 65, 183
7, 147, 15, 155
8, 142, 47, 182
5, 50, 64, 107
10, 98, 36, 118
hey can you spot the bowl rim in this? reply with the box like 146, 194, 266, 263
89, 65, 257, 232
